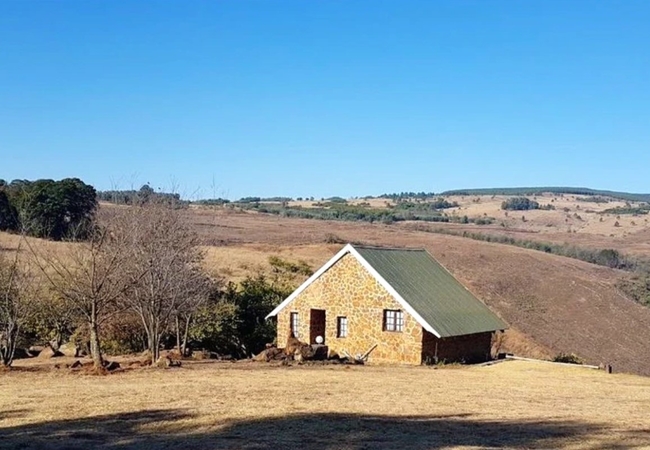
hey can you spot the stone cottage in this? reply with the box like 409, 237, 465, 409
266, 244, 507, 364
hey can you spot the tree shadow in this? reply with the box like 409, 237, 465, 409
1, 409, 649, 449
0, 409, 31, 421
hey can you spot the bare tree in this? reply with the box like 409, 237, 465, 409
0, 246, 35, 367
27, 222, 130, 370
117, 204, 210, 364
174, 278, 220, 357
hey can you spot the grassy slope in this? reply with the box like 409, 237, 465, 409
439, 186, 650, 202
4, 197, 650, 375
1, 359, 649, 449
184, 208, 650, 376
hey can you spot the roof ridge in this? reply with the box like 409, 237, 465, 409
351, 244, 426, 252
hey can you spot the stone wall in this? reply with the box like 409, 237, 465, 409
276, 253, 423, 364
421, 330, 493, 364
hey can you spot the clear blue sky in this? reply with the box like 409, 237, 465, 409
1, 1, 649, 199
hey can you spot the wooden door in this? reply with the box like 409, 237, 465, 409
309, 309, 326, 344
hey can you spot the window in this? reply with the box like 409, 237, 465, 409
337, 316, 348, 338
383, 309, 404, 332
290, 312, 299, 338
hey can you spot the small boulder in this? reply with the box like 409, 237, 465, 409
103, 361, 121, 372
37, 346, 63, 359
296, 343, 315, 360
59, 342, 80, 358
155, 355, 181, 368
311, 345, 329, 361
253, 350, 269, 362
70, 360, 83, 369
27, 345, 45, 357
192, 350, 210, 360
284, 332, 303, 356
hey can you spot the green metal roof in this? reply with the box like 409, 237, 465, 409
354, 246, 508, 338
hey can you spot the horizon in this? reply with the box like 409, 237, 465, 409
4, 178, 650, 202
2, 1, 649, 198
100, 184, 650, 201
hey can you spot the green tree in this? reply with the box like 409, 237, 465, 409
12, 178, 97, 240
187, 288, 239, 356
501, 197, 540, 211
222, 275, 291, 358
0, 191, 19, 232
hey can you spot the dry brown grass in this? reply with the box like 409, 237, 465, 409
202, 243, 340, 281
6, 200, 650, 375
1, 359, 649, 449
173, 207, 650, 375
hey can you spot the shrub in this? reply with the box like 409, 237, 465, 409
553, 353, 584, 365
324, 233, 345, 244
501, 197, 539, 211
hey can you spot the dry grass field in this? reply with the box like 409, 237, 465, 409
1, 359, 650, 449
173, 204, 650, 376
191, 196, 650, 255
4, 197, 650, 375
3, 197, 650, 449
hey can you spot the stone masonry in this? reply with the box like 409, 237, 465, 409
276, 253, 423, 364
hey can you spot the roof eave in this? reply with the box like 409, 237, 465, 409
264, 244, 355, 319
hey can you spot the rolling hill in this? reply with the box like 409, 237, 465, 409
184, 206, 650, 375
4, 189, 650, 376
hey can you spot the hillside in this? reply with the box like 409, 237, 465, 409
4, 195, 650, 376
184, 206, 650, 376
439, 186, 650, 203
263, 190, 650, 256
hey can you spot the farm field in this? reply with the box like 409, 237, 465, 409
1, 359, 649, 449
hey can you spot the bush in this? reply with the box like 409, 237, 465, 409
553, 353, 584, 365
324, 233, 345, 244
501, 197, 539, 211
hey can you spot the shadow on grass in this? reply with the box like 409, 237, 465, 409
1, 409, 649, 449
0, 409, 31, 421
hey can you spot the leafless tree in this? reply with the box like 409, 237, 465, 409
117, 204, 210, 364
174, 277, 220, 357
27, 222, 131, 370
0, 245, 36, 367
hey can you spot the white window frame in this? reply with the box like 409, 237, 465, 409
337, 316, 348, 338
290, 311, 299, 338
384, 309, 404, 332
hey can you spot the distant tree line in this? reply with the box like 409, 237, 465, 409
0, 178, 97, 240
575, 196, 611, 204
501, 197, 540, 211
501, 197, 554, 211
235, 201, 495, 225
421, 227, 641, 271
376, 192, 437, 201
601, 205, 650, 216
193, 198, 231, 206
243, 202, 451, 224
441, 187, 650, 203
97, 184, 183, 206
394, 198, 458, 211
